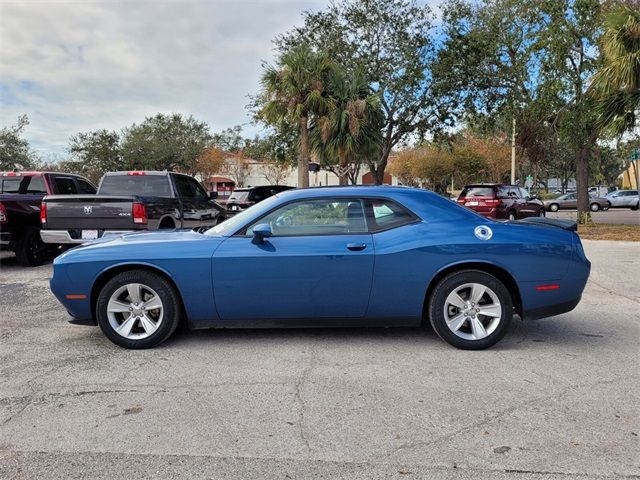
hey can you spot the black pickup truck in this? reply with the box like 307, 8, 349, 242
0, 171, 96, 266
41, 171, 226, 245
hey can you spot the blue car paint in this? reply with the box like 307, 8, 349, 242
50, 186, 590, 328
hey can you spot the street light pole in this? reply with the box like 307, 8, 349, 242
511, 116, 516, 184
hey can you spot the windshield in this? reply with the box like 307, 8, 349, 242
205, 193, 282, 236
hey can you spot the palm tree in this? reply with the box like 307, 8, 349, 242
259, 45, 333, 188
312, 70, 383, 185
591, 4, 640, 137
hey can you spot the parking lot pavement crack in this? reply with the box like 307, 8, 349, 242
587, 279, 640, 305
386, 376, 630, 458
294, 344, 318, 456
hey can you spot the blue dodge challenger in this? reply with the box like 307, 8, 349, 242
49, 186, 590, 350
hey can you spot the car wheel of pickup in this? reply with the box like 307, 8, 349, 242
428, 270, 512, 350
15, 226, 48, 267
96, 270, 181, 349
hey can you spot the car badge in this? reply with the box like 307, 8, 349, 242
474, 225, 493, 240
84, 206, 93, 215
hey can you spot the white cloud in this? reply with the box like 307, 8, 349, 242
0, 0, 329, 158
0, 0, 440, 160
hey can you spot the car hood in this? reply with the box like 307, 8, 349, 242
56, 229, 222, 262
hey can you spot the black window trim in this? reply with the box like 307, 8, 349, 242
232, 195, 421, 238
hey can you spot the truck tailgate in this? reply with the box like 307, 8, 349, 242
43, 195, 137, 230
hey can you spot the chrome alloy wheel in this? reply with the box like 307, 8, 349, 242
106, 283, 164, 340
443, 283, 502, 341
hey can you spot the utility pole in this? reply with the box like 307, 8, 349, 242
510, 116, 516, 185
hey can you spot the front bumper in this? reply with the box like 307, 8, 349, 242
41, 230, 134, 244
67, 314, 96, 326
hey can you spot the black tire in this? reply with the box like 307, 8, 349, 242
96, 270, 182, 349
508, 210, 517, 221
159, 218, 175, 229
428, 270, 513, 350
538, 208, 546, 217
631, 202, 639, 211
549, 203, 559, 212
590, 203, 600, 212
15, 226, 48, 267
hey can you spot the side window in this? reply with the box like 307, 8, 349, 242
507, 188, 519, 198
520, 188, 530, 199
76, 179, 96, 194
246, 198, 367, 236
365, 199, 417, 232
174, 175, 207, 199
26, 176, 47, 194
54, 177, 78, 194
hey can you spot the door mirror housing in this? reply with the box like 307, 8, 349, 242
252, 223, 272, 244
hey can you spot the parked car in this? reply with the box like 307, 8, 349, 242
544, 193, 611, 212
0, 171, 96, 266
41, 171, 226, 245
225, 185, 294, 214
588, 185, 611, 197
605, 190, 639, 210
457, 184, 545, 220
49, 186, 590, 351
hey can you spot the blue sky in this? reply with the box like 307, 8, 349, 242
0, 0, 333, 159
1, 0, 440, 160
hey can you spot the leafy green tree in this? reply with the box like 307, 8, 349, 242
591, 3, 640, 137
312, 70, 383, 185
258, 44, 334, 188
211, 125, 247, 153
0, 115, 37, 171
64, 130, 123, 183
537, 0, 602, 221
120, 113, 211, 172
277, 0, 439, 184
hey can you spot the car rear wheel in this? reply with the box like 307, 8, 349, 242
590, 203, 600, 212
548, 203, 559, 212
96, 270, 181, 349
428, 270, 513, 350
15, 226, 48, 267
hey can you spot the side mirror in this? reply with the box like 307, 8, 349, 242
208, 191, 218, 199
252, 223, 272, 244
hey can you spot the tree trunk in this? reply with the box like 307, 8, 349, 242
576, 131, 597, 224
371, 146, 392, 185
338, 147, 348, 186
298, 116, 310, 188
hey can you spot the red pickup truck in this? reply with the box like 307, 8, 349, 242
0, 172, 96, 266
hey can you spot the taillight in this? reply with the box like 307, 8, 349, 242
485, 199, 501, 206
0, 202, 7, 224
40, 202, 47, 224
127, 171, 145, 176
132, 202, 147, 224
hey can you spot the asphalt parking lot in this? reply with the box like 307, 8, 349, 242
0, 241, 638, 480
548, 209, 639, 225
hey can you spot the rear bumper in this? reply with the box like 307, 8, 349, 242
522, 296, 582, 321
41, 230, 134, 244
0, 232, 10, 246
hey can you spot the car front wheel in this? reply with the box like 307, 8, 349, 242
590, 203, 600, 212
548, 203, 559, 212
96, 270, 182, 349
428, 270, 513, 350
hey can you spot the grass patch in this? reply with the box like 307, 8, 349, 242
578, 223, 640, 241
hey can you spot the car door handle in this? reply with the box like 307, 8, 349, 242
346, 243, 367, 251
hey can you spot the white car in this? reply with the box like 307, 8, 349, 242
605, 190, 639, 210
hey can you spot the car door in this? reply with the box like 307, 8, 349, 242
518, 188, 536, 217
564, 193, 577, 209
212, 197, 374, 322
173, 174, 218, 228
